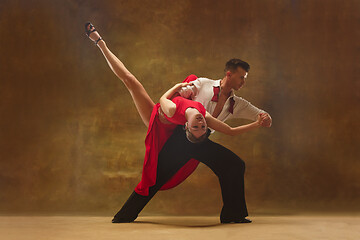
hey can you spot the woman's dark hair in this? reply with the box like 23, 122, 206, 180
224, 58, 250, 73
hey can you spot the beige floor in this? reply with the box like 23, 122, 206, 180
0, 215, 359, 240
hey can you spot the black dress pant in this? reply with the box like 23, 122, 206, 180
113, 126, 248, 222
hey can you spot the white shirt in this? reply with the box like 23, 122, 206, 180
180, 77, 266, 123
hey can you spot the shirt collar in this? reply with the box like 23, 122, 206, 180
213, 79, 221, 87
212, 79, 235, 99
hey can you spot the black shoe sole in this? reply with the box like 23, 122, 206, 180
112, 218, 135, 223
221, 218, 252, 224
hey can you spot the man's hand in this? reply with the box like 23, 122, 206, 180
178, 83, 196, 99
174, 82, 193, 91
256, 113, 267, 126
260, 113, 272, 127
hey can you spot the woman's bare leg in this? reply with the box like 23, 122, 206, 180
87, 24, 154, 127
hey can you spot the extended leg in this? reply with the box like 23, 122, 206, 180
112, 127, 191, 222
86, 24, 154, 127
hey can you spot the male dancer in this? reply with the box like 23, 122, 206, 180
112, 59, 272, 224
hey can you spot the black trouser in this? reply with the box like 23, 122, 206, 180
114, 126, 248, 221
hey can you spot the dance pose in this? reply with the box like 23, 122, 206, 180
85, 23, 268, 224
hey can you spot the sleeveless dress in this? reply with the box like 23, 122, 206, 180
135, 94, 206, 196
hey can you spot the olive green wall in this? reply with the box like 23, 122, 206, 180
0, 0, 359, 215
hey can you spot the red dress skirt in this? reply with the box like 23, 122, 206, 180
134, 93, 206, 196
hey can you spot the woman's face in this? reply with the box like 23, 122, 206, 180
186, 113, 207, 138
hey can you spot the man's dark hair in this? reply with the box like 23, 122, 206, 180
224, 58, 250, 73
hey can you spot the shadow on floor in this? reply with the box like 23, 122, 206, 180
132, 220, 230, 228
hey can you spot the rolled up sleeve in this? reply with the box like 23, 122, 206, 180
232, 97, 266, 121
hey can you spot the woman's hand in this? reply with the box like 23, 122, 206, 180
256, 113, 267, 126
259, 113, 272, 127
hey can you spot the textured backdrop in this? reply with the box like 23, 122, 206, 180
0, 0, 359, 215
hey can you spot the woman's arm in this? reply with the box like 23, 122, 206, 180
205, 112, 266, 136
160, 83, 191, 118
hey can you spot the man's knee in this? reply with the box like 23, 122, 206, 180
237, 157, 245, 174
227, 155, 245, 174
216, 155, 245, 177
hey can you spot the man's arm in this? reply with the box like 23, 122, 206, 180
232, 97, 272, 127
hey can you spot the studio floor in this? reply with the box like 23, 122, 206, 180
1, 215, 359, 240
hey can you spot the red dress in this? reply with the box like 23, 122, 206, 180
135, 93, 206, 196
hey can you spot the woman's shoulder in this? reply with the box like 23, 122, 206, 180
175, 97, 206, 116
172, 96, 190, 104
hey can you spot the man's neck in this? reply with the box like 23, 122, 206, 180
220, 77, 232, 96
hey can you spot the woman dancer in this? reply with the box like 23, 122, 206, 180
85, 23, 266, 222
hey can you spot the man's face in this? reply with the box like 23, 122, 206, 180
227, 67, 248, 90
